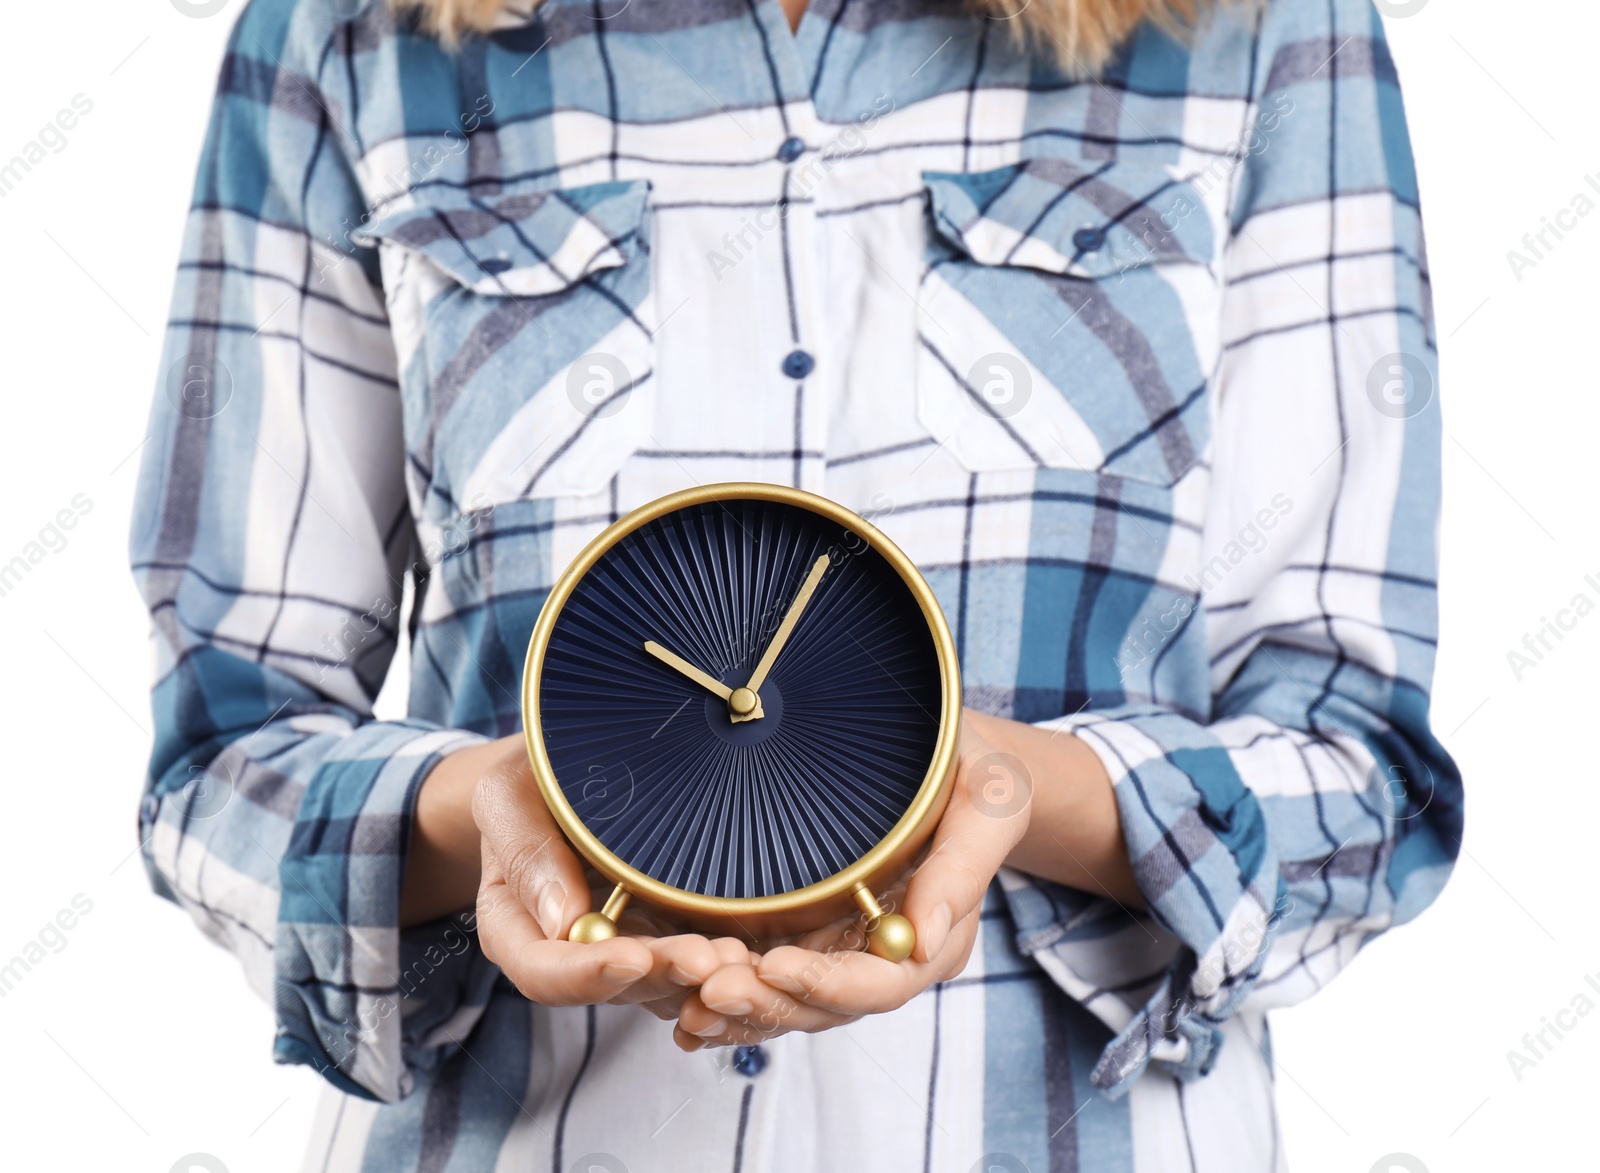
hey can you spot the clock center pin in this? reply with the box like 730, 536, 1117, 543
728, 687, 759, 716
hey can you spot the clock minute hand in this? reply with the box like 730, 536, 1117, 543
643, 640, 734, 700
732, 553, 831, 723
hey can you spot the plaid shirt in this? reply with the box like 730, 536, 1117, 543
131, 0, 1462, 1168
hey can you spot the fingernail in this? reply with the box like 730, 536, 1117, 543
536, 881, 566, 939
667, 963, 704, 986
704, 998, 752, 1016
601, 962, 647, 982
761, 975, 805, 996
689, 1016, 728, 1038
924, 903, 952, 959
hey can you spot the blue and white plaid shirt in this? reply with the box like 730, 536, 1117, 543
132, 0, 1462, 1168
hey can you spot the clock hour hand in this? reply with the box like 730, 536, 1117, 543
730, 552, 831, 723
644, 640, 731, 698
643, 640, 765, 719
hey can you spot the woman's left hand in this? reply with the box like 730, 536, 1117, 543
672, 711, 1033, 1050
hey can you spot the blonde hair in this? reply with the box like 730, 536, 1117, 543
394, 0, 1225, 76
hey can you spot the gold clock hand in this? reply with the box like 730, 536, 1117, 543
643, 640, 734, 700
730, 552, 830, 723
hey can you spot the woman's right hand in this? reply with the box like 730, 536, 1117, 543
467, 735, 750, 1019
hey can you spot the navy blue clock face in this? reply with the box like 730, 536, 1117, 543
537, 498, 944, 899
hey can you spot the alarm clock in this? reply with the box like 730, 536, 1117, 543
520, 483, 961, 961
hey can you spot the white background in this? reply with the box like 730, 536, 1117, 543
0, 2, 1591, 1170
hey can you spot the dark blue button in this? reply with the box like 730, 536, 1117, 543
1072, 226, 1107, 252
478, 255, 514, 274
782, 349, 815, 379
732, 1045, 767, 1077
776, 136, 805, 163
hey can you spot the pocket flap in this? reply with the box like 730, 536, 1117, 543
354, 179, 650, 296
924, 160, 1212, 278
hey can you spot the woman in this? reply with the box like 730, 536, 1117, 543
132, 0, 1462, 1167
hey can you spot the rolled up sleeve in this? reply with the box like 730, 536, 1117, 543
131, 0, 495, 1104
999, 0, 1463, 1094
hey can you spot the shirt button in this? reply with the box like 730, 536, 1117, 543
478, 255, 514, 274
732, 1045, 768, 1077
782, 349, 815, 379
776, 135, 805, 163
1072, 226, 1107, 252
140, 794, 160, 824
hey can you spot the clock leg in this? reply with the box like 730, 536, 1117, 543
852, 886, 915, 963
568, 883, 631, 943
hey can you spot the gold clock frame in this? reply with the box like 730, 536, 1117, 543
521, 482, 962, 960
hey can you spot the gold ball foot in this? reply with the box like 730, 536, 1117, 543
865, 913, 916, 962
568, 912, 619, 943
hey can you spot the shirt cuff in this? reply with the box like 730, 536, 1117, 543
271, 720, 493, 1103
1000, 704, 1284, 1095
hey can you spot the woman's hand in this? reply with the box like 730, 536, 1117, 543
673, 708, 1139, 1049
672, 711, 1035, 1050
420, 735, 753, 1013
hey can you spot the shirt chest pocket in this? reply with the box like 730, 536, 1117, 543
916, 160, 1220, 487
356, 179, 656, 506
